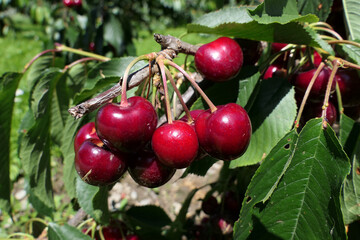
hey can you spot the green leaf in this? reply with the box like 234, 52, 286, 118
48, 222, 91, 240
0, 72, 23, 214
181, 155, 218, 178
191, 66, 260, 111
187, 7, 328, 51
249, 0, 319, 24
230, 78, 297, 168
76, 176, 109, 224
104, 15, 124, 56
234, 119, 350, 239
297, 0, 334, 22
343, 0, 360, 40
337, 39, 360, 65
74, 57, 146, 103
20, 69, 65, 217
339, 114, 360, 224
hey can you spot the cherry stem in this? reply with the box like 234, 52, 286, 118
294, 62, 325, 129
327, 56, 360, 70
321, 60, 339, 128
55, 43, 110, 61
157, 58, 173, 124
165, 60, 217, 112
120, 54, 155, 106
335, 81, 344, 115
309, 22, 334, 30
313, 27, 343, 40
327, 39, 360, 49
63, 57, 106, 71
165, 67, 194, 123
23, 49, 61, 73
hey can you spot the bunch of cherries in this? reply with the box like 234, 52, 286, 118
264, 42, 360, 126
63, 0, 82, 8
74, 37, 252, 188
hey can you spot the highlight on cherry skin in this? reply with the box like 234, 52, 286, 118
75, 138, 128, 186
195, 37, 243, 82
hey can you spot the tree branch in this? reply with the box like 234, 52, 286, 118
68, 34, 200, 119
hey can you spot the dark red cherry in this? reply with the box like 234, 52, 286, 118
75, 139, 128, 186
293, 67, 333, 97
302, 101, 337, 126
128, 150, 176, 188
152, 120, 199, 169
335, 69, 360, 107
195, 103, 252, 161
263, 64, 286, 79
180, 109, 205, 127
195, 37, 243, 82
63, 0, 74, 7
271, 43, 288, 53
73, 0, 82, 7
126, 235, 139, 240
235, 38, 262, 65
201, 195, 219, 215
89, 42, 95, 52
96, 96, 157, 153
74, 122, 99, 152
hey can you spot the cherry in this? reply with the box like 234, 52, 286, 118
74, 122, 99, 152
180, 109, 205, 127
195, 37, 243, 82
335, 69, 360, 107
128, 150, 176, 188
235, 38, 262, 65
263, 64, 286, 79
75, 139, 128, 186
271, 43, 288, 53
63, 0, 74, 7
292, 67, 333, 97
89, 42, 96, 52
126, 235, 139, 240
101, 226, 124, 240
96, 96, 157, 153
73, 0, 82, 7
201, 195, 219, 215
302, 101, 337, 126
195, 103, 251, 161
151, 120, 199, 169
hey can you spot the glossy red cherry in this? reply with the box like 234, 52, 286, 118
96, 96, 157, 153
63, 0, 74, 7
180, 109, 205, 127
73, 0, 82, 7
195, 37, 243, 82
74, 122, 99, 152
152, 120, 199, 169
335, 69, 360, 107
75, 139, 128, 186
302, 101, 337, 126
292, 67, 333, 97
263, 64, 286, 79
128, 150, 176, 188
271, 43, 288, 53
202, 195, 219, 215
195, 103, 251, 161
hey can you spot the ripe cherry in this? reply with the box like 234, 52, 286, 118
235, 38, 262, 65
152, 120, 199, 169
75, 139, 128, 186
63, 0, 74, 7
195, 103, 251, 161
74, 122, 99, 152
73, 0, 82, 7
263, 64, 286, 79
96, 96, 157, 153
302, 101, 337, 126
335, 69, 360, 107
128, 150, 176, 188
271, 43, 288, 53
201, 195, 219, 215
292, 67, 333, 97
195, 37, 243, 82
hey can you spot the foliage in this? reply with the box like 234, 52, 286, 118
1, 0, 360, 239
